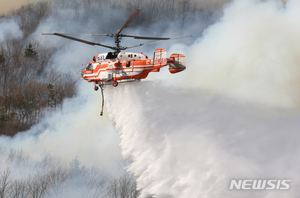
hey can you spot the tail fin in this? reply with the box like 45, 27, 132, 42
168, 54, 186, 74
153, 49, 167, 71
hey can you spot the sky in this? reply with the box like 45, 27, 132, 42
0, 0, 41, 15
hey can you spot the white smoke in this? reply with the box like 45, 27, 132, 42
0, 17, 23, 42
186, 0, 300, 108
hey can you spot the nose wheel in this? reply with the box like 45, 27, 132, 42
113, 81, 118, 87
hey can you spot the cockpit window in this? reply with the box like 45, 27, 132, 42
106, 52, 118, 59
86, 63, 92, 70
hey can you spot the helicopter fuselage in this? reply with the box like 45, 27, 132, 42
81, 49, 186, 86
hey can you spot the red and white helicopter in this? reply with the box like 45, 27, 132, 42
43, 9, 190, 115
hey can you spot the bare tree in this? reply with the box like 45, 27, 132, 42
47, 167, 69, 197
7, 149, 29, 167
107, 174, 140, 198
8, 180, 27, 198
26, 174, 50, 198
9, 1, 52, 38
0, 168, 11, 198
84, 168, 108, 198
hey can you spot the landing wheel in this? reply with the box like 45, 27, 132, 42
94, 86, 99, 91
113, 81, 118, 87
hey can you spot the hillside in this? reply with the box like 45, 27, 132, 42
0, 0, 228, 137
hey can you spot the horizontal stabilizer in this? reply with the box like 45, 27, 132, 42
168, 54, 186, 74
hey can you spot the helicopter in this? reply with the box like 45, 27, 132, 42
43, 9, 190, 115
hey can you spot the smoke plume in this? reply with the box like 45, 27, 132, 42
0, 17, 23, 42
186, 0, 300, 108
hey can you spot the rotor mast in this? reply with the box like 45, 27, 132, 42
112, 9, 141, 52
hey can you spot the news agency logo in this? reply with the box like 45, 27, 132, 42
229, 180, 291, 190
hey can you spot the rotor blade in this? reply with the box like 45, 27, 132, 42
42, 33, 114, 49
122, 35, 170, 40
124, 35, 192, 49
57, 33, 110, 36
117, 9, 141, 35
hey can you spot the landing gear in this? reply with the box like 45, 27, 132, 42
113, 81, 118, 87
94, 85, 99, 91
